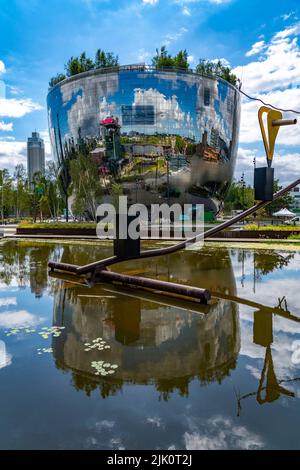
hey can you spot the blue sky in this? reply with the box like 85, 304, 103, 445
1, 0, 300, 184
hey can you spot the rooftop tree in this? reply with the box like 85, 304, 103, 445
49, 73, 67, 88
152, 46, 176, 68
196, 59, 238, 86
152, 47, 190, 70
95, 49, 119, 68
49, 49, 119, 88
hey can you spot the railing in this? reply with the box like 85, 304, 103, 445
48, 64, 238, 92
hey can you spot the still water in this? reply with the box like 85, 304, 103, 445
0, 240, 300, 450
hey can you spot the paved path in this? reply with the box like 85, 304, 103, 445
0, 224, 17, 237
4, 233, 300, 244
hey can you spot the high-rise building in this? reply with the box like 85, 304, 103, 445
27, 132, 45, 184
289, 186, 300, 212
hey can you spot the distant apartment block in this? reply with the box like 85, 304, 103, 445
27, 132, 45, 184
290, 186, 300, 212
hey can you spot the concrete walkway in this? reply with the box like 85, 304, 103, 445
4, 233, 300, 244
0, 224, 17, 237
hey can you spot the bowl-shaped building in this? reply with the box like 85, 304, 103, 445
47, 65, 241, 212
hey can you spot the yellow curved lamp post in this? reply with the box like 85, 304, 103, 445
254, 106, 297, 201
258, 106, 297, 167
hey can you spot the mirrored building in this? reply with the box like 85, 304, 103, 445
47, 65, 241, 212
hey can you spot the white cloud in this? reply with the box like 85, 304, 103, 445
147, 417, 164, 428
137, 48, 151, 62
182, 6, 191, 15
0, 297, 17, 307
208, 0, 232, 4
0, 121, 13, 132
133, 87, 185, 127
0, 60, 5, 75
233, 22, 300, 173
95, 420, 115, 431
281, 12, 295, 21
176, 0, 232, 4
234, 23, 300, 94
0, 310, 42, 328
184, 416, 264, 450
0, 131, 51, 173
238, 88, 300, 146
142, 0, 159, 5
8, 85, 22, 96
211, 57, 231, 67
236, 146, 300, 186
164, 27, 188, 46
245, 40, 266, 57
0, 136, 15, 141
0, 97, 43, 118
0, 140, 27, 172
273, 24, 300, 40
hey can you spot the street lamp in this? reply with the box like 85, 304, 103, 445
241, 172, 246, 208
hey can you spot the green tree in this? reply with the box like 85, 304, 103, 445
95, 49, 119, 68
65, 56, 83, 76
14, 164, 30, 219
152, 46, 175, 68
196, 59, 238, 86
79, 52, 94, 72
173, 49, 189, 70
69, 153, 103, 221
45, 161, 64, 220
0, 169, 13, 221
264, 179, 293, 216
49, 73, 66, 88
111, 182, 123, 211
224, 181, 254, 212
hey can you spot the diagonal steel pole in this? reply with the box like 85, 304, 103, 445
48, 177, 300, 274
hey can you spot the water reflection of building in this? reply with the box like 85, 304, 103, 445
51, 246, 240, 398
47, 66, 241, 212
0, 340, 12, 369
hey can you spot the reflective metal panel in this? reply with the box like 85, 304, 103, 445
47, 67, 241, 211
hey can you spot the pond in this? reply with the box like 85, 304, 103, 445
0, 240, 300, 450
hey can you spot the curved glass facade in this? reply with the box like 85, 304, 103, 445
47, 66, 241, 211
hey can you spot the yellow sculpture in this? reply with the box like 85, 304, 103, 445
258, 106, 282, 167
258, 106, 297, 167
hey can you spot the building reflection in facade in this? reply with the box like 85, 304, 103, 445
51, 247, 240, 399
47, 66, 241, 212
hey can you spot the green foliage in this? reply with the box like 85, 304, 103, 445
0, 162, 64, 221
69, 153, 103, 221
263, 179, 293, 216
288, 234, 300, 239
173, 50, 189, 70
111, 182, 123, 210
224, 181, 254, 212
196, 59, 238, 86
95, 49, 119, 68
49, 49, 119, 88
65, 52, 94, 77
49, 73, 66, 88
174, 135, 186, 153
244, 224, 300, 231
49, 48, 236, 88
152, 46, 189, 70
